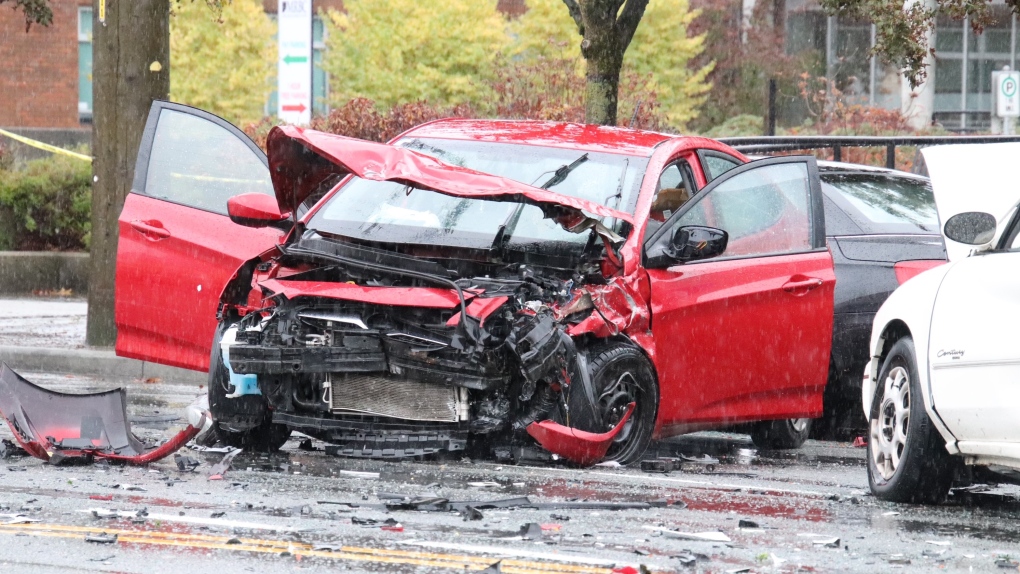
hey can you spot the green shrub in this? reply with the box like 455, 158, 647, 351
0, 152, 92, 251
700, 114, 764, 138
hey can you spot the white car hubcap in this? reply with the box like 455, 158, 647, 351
871, 365, 910, 480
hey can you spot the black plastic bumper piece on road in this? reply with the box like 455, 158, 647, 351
273, 411, 469, 458
323, 434, 468, 459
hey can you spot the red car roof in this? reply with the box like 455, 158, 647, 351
398, 118, 676, 156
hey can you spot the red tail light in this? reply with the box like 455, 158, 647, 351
894, 260, 945, 285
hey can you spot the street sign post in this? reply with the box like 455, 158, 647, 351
278, 0, 312, 125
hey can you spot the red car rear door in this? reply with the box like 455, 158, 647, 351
644, 156, 834, 434
115, 102, 284, 372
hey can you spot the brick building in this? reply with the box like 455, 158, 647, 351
0, 0, 92, 129
1, 0, 526, 136
0, 0, 92, 159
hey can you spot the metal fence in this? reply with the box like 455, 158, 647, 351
718, 135, 1020, 170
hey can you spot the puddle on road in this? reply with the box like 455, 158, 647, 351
898, 518, 1020, 544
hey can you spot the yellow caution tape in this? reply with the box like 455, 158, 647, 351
169, 171, 270, 184
0, 128, 92, 163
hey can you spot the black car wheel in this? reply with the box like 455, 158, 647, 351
589, 344, 659, 465
867, 336, 955, 503
208, 322, 291, 452
750, 417, 813, 450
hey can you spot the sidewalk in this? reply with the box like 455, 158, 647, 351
0, 297, 205, 384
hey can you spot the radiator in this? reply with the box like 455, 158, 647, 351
326, 373, 466, 422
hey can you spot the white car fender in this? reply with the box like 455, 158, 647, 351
863, 262, 959, 452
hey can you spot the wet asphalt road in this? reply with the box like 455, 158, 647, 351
1, 371, 1019, 573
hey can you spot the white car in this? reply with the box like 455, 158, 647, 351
862, 142, 1020, 503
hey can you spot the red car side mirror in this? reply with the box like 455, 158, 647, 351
227, 193, 291, 228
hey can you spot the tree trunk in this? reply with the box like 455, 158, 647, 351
584, 48, 623, 126
86, 0, 169, 347
565, 0, 648, 126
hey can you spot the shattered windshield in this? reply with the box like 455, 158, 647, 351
306, 138, 648, 249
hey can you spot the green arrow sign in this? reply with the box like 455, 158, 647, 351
283, 54, 308, 65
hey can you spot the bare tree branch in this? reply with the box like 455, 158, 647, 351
616, 0, 649, 52
561, 0, 585, 36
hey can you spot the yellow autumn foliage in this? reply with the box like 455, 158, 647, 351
322, 0, 511, 110
169, 0, 276, 125
510, 0, 713, 129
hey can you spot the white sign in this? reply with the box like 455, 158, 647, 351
993, 70, 1020, 118
278, 0, 312, 124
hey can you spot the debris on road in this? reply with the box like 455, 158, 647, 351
90, 508, 147, 520
526, 403, 635, 466
460, 506, 484, 521
672, 552, 698, 566
105, 484, 146, 492
640, 458, 682, 473
377, 493, 670, 514
811, 537, 840, 547
640, 454, 719, 473
0, 439, 26, 459
207, 448, 242, 480
337, 469, 379, 479
519, 522, 543, 540
175, 454, 201, 472
995, 555, 1019, 568
0, 364, 210, 466
4, 516, 39, 524
644, 527, 731, 542
352, 516, 401, 528
85, 533, 118, 544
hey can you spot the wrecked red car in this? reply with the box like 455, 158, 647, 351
114, 101, 835, 464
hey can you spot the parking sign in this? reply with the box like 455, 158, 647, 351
994, 70, 1020, 118
278, 0, 312, 124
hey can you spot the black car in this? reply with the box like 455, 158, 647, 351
815, 162, 945, 437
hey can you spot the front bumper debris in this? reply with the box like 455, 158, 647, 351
526, 402, 635, 466
0, 363, 209, 465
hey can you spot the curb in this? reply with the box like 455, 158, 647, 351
0, 345, 206, 385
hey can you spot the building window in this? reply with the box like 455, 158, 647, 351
267, 14, 328, 118
78, 7, 93, 123
312, 15, 328, 117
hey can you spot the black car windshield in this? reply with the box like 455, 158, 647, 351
306, 138, 648, 250
821, 171, 939, 234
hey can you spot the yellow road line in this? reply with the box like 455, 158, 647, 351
0, 523, 618, 574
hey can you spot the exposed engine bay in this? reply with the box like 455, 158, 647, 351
216, 230, 649, 464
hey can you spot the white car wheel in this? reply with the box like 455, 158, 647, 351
871, 365, 910, 480
866, 336, 955, 503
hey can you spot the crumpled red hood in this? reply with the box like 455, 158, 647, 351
266, 126, 633, 225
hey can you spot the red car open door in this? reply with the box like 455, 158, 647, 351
115, 102, 284, 372
644, 156, 835, 434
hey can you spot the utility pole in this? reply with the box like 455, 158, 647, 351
86, 0, 169, 346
